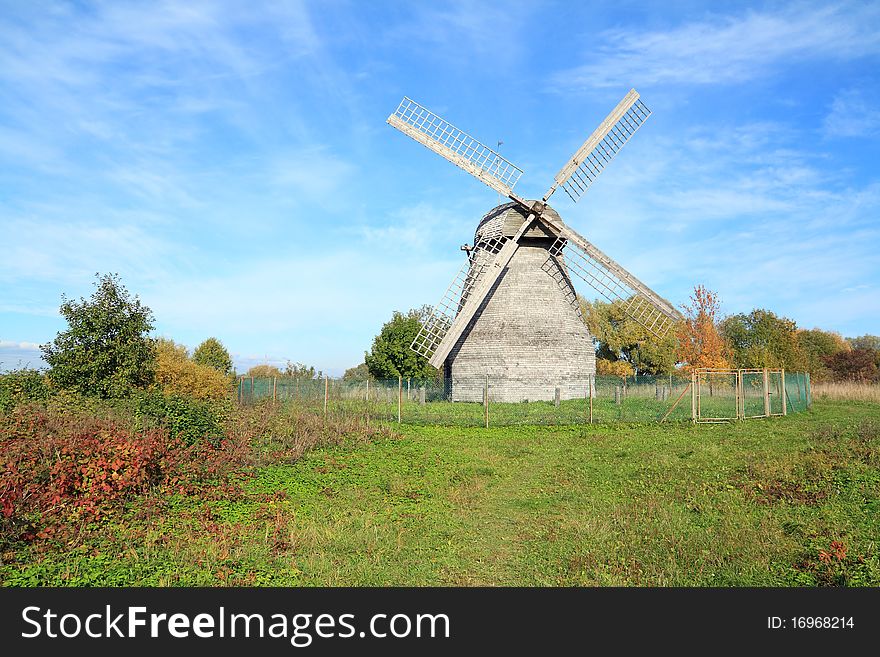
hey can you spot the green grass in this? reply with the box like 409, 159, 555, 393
3, 400, 878, 586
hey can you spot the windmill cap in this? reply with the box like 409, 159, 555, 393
475, 201, 560, 242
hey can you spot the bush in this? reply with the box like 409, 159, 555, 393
596, 358, 634, 377
126, 390, 229, 446
154, 338, 231, 401
1, 406, 180, 541
0, 369, 50, 413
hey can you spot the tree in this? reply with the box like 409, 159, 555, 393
343, 362, 370, 381
848, 335, 880, 352
154, 338, 231, 401
797, 329, 849, 382
41, 273, 155, 398
247, 364, 282, 378
192, 337, 233, 375
365, 307, 438, 380
719, 309, 806, 371
675, 285, 729, 372
582, 297, 678, 375
824, 349, 879, 382
283, 361, 323, 379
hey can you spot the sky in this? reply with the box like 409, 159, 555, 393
1, 0, 879, 375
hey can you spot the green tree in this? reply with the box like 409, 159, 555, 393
848, 335, 880, 352
343, 362, 370, 381
192, 337, 233, 375
797, 329, 849, 381
719, 309, 806, 370
365, 307, 438, 380
581, 297, 678, 375
284, 361, 323, 379
41, 273, 155, 398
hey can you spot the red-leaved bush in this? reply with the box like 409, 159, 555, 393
1, 406, 189, 541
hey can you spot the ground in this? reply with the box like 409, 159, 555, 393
2, 400, 878, 586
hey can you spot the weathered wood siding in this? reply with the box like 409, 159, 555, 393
445, 203, 596, 402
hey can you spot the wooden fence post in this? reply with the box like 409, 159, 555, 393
324, 375, 328, 418
398, 375, 402, 424
588, 376, 593, 424
691, 371, 696, 423
781, 369, 787, 416
484, 374, 489, 428
763, 368, 770, 417
273, 376, 277, 403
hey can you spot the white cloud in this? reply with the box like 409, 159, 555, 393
824, 87, 880, 138
0, 340, 41, 351
550, 2, 880, 91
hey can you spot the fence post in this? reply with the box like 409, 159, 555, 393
691, 371, 696, 423
589, 376, 593, 424
273, 376, 277, 403
419, 387, 426, 405
398, 375, 402, 424
554, 387, 561, 408
407, 377, 410, 400
324, 375, 328, 418
614, 386, 621, 405
781, 369, 787, 416
366, 377, 369, 401
763, 368, 770, 417
484, 374, 489, 428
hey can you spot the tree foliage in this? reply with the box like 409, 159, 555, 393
153, 338, 231, 401
595, 358, 634, 377
582, 297, 678, 375
823, 349, 879, 383
365, 307, 438, 380
675, 285, 729, 372
192, 337, 233, 375
283, 361, 323, 379
719, 309, 806, 371
342, 362, 370, 381
797, 329, 850, 382
848, 335, 880, 352
246, 364, 282, 378
40, 273, 155, 398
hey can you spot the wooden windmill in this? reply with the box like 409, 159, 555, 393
387, 90, 681, 401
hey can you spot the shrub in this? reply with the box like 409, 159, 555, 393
127, 390, 229, 446
1, 406, 181, 541
596, 358, 634, 377
154, 338, 231, 401
0, 368, 50, 413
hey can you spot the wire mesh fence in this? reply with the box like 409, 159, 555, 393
237, 371, 812, 427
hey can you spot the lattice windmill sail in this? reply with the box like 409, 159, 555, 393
388, 89, 682, 402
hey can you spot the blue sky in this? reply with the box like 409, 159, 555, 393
1, 0, 879, 375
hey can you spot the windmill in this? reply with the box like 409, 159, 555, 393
387, 90, 682, 402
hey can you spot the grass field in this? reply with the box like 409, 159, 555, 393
2, 399, 878, 586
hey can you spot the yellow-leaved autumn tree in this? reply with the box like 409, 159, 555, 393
676, 285, 729, 372
154, 338, 231, 401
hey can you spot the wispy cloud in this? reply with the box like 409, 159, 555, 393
550, 2, 880, 91
824, 87, 880, 138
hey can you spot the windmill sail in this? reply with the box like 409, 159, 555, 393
412, 216, 536, 368
387, 97, 523, 198
543, 89, 651, 203
542, 223, 681, 339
